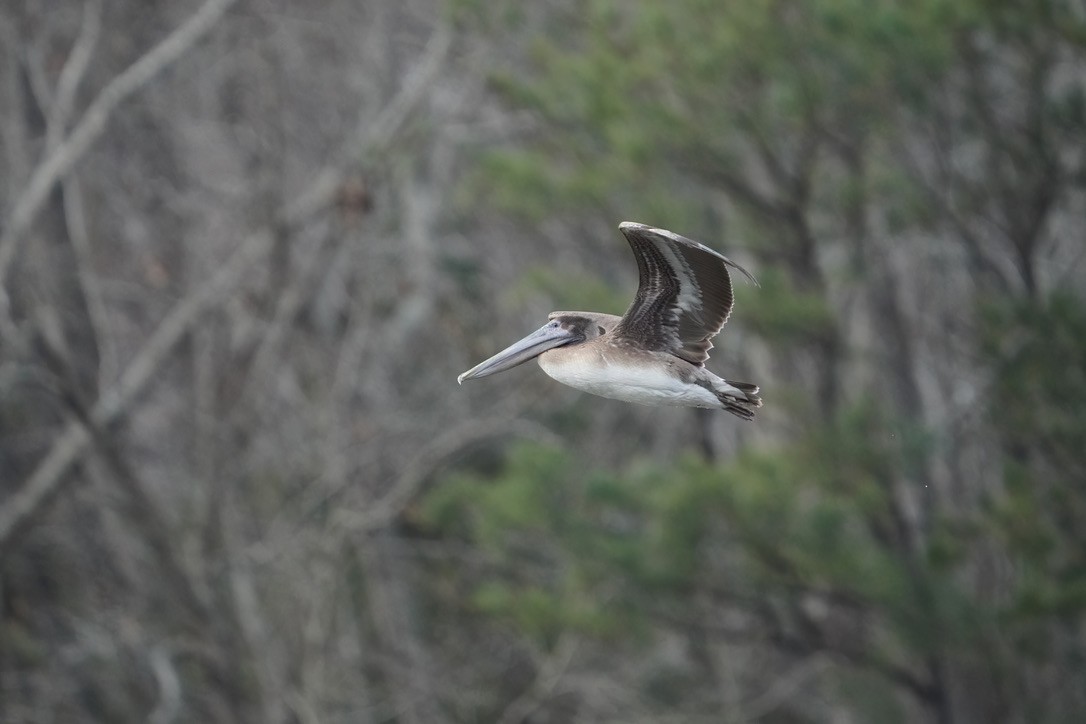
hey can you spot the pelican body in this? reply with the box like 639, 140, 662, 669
458, 222, 763, 420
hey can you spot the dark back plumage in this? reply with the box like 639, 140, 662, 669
612, 222, 756, 366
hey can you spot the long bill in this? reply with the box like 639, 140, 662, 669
458, 323, 579, 384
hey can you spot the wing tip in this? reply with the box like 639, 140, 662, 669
620, 221, 760, 287
726, 258, 760, 287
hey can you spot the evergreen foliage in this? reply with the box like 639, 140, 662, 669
430, 0, 1086, 719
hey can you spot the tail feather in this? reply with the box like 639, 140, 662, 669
715, 379, 763, 421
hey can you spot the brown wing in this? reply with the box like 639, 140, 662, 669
611, 222, 757, 366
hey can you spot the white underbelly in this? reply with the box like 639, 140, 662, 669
538, 354, 720, 408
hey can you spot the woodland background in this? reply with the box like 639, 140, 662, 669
1, 1, 1085, 722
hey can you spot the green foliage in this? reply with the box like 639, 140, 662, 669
506, 265, 629, 317
980, 292, 1086, 621
441, 0, 1086, 717
981, 292, 1086, 464
424, 292, 1086, 710
740, 268, 837, 345
422, 444, 650, 643
470, 0, 973, 221
463, 0, 1003, 378
421, 402, 986, 694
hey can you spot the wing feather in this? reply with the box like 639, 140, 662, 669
612, 222, 756, 366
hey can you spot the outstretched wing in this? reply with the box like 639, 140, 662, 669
611, 222, 757, 366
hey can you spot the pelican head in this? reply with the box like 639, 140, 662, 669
457, 312, 613, 384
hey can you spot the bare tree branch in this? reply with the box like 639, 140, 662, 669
737, 656, 828, 723
148, 645, 184, 724
496, 634, 579, 724
332, 417, 563, 535
0, 0, 236, 296
49, 0, 103, 149
0, 20, 452, 554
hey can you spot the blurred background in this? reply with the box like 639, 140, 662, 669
1, 0, 1085, 722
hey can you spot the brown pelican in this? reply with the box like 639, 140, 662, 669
458, 222, 763, 420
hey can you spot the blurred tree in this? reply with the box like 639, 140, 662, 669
0, 0, 1083, 722
432, 0, 1086, 721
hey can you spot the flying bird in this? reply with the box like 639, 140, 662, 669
458, 222, 763, 420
